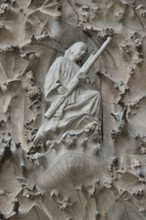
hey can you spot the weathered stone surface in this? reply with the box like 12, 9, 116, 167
0, 0, 146, 219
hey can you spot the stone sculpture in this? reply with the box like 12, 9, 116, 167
1, 0, 146, 219
34, 41, 104, 146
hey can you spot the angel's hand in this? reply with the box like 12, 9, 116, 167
57, 85, 68, 95
77, 72, 86, 80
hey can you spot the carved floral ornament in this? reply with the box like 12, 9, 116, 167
0, 0, 146, 219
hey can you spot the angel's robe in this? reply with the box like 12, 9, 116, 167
35, 56, 101, 143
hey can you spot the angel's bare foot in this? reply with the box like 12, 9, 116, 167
33, 135, 41, 146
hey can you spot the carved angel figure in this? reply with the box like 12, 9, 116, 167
34, 42, 101, 145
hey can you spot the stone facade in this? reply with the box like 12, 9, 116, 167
0, 0, 146, 219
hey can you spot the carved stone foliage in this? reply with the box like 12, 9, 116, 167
0, 0, 146, 219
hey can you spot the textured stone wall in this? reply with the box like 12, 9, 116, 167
0, 0, 146, 219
